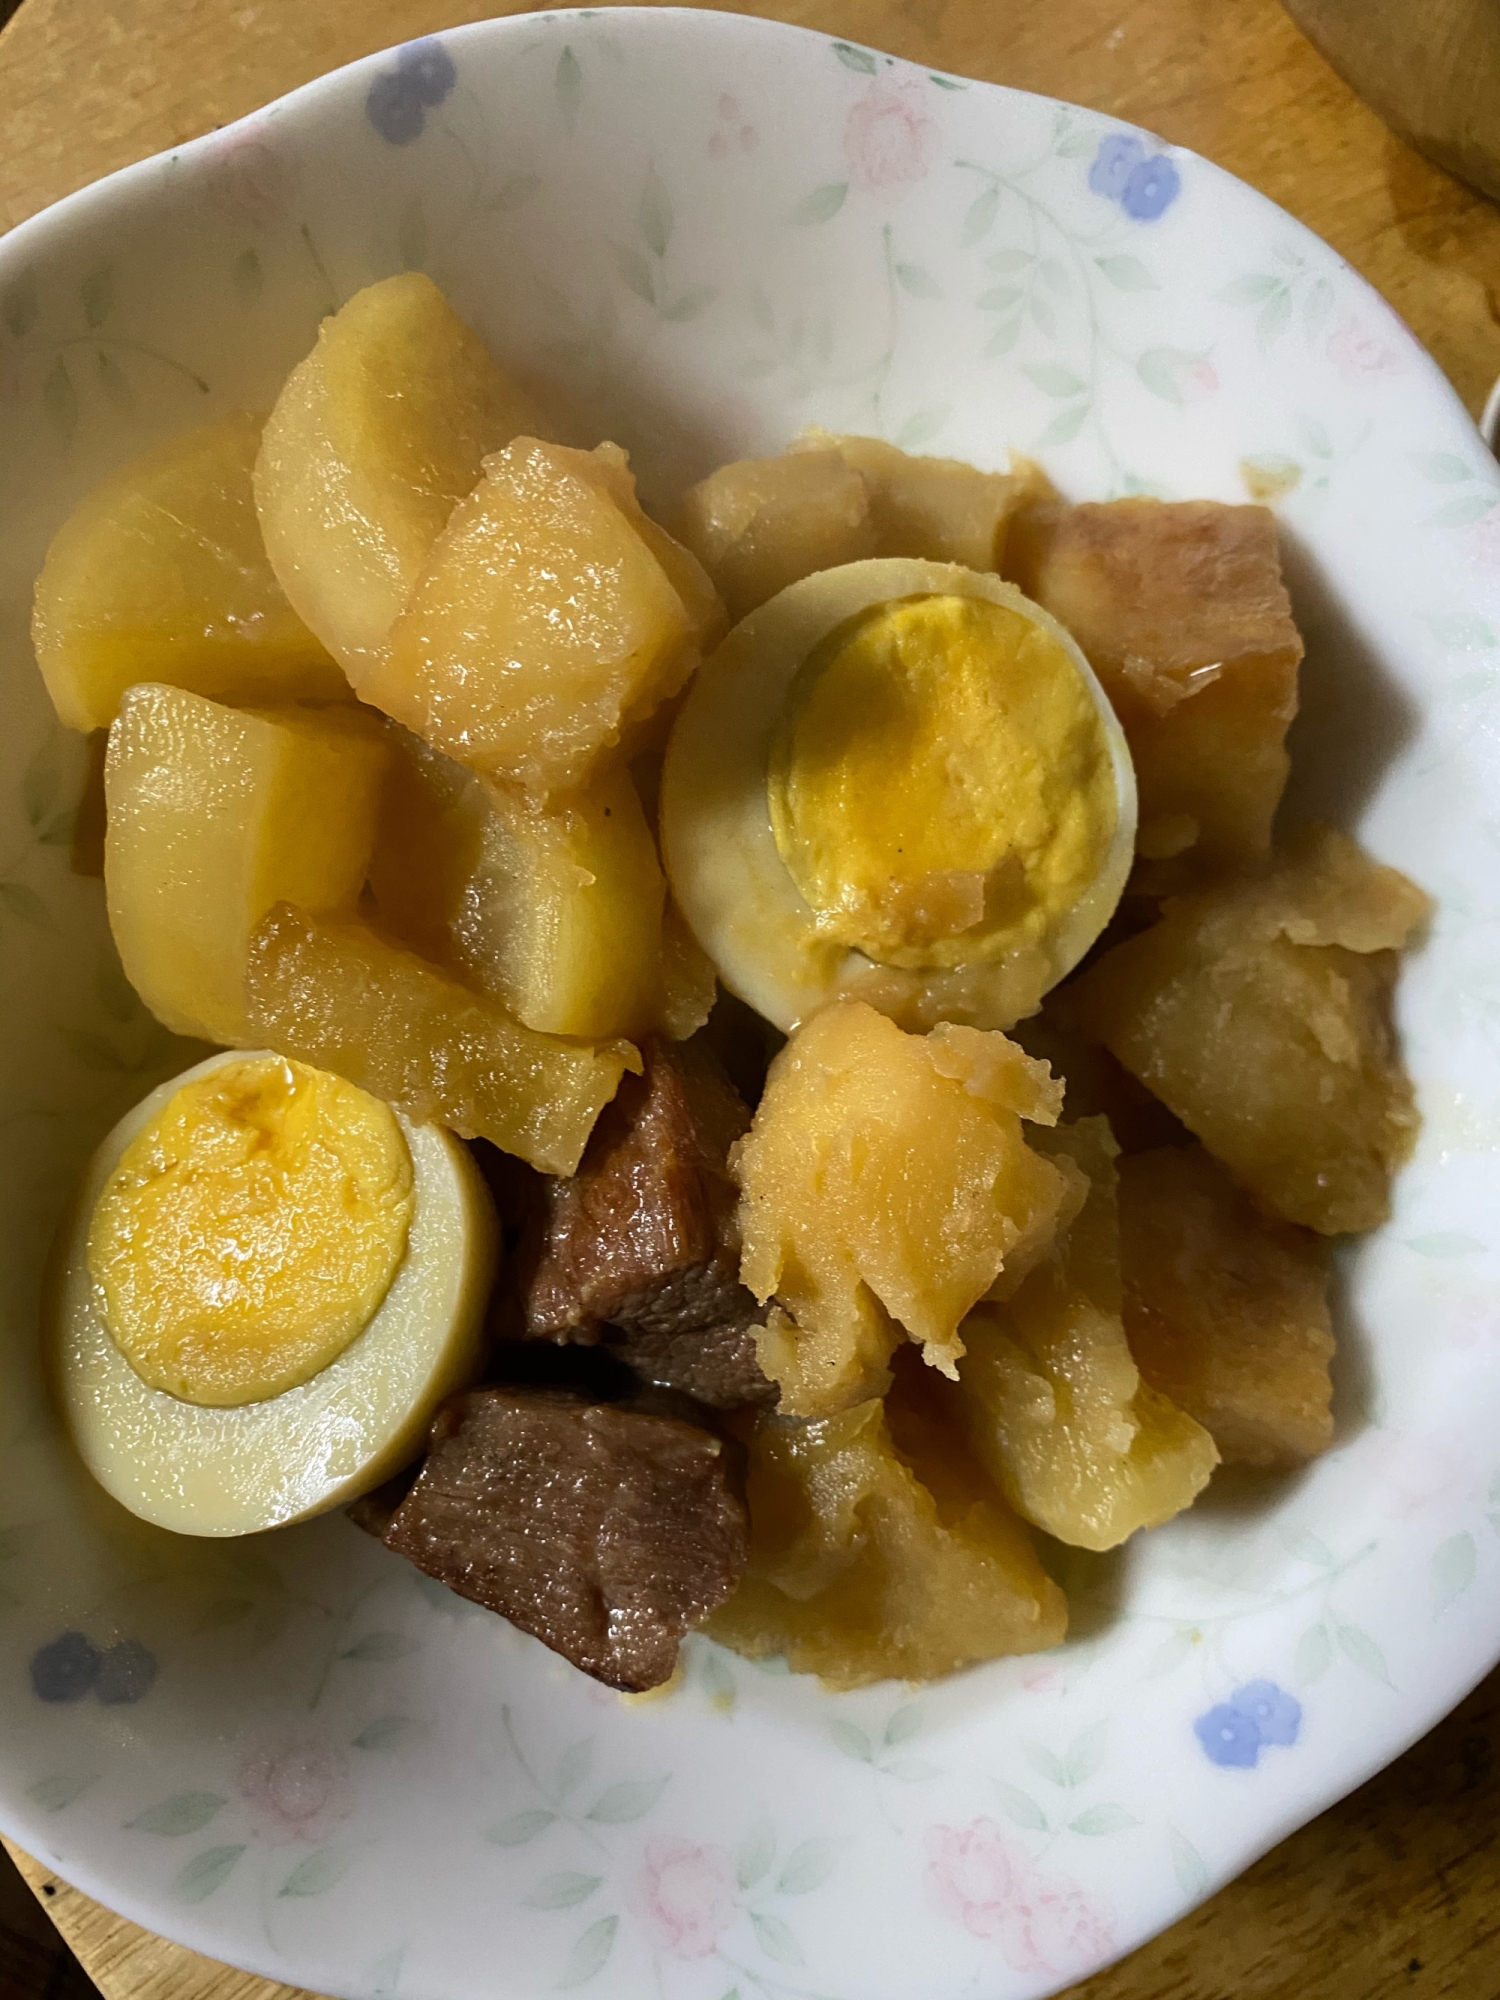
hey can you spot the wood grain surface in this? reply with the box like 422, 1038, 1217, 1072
1, 1, 1498, 1996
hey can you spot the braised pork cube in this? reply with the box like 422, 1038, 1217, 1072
1068, 826, 1429, 1233
1119, 1147, 1335, 1468
381, 1387, 747, 1690
515, 1036, 777, 1408
605, 1312, 770, 1413
1009, 498, 1303, 880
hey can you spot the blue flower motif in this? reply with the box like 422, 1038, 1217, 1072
1088, 133, 1147, 201
96, 1638, 158, 1706
366, 38, 457, 147
1195, 1702, 1264, 1768
32, 1631, 101, 1702
1229, 1678, 1301, 1746
30, 1630, 159, 1704
1088, 131, 1181, 222
1121, 154, 1181, 222
1195, 1678, 1303, 1768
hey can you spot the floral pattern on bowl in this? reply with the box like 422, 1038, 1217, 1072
1, 12, 1498, 2000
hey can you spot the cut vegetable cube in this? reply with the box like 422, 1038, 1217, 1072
244, 903, 638, 1175
954, 1117, 1219, 1550
33, 412, 344, 732
254, 273, 546, 674
369, 725, 667, 1039
706, 1394, 1066, 1687
677, 449, 876, 620
1067, 826, 1429, 1232
735, 1000, 1073, 1416
794, 429, 1022, 570
1119, 1146, 1335, 1468
363, 439, 707, 796
104, 684, 387, 1045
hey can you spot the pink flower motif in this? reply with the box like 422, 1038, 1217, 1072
202, 131, 298, 230
640, 1840, 737, 1958
1002, 1873, 1115, 1978
708, 93, 758, 159
926, 1820, 1114, 1978
236, 1730, 352, 1844
1325, 315, 1401, 385
1022, 1663, 1062, 1694
1183, 359, 1219, 402
843, 80, 938, 200
926, 1818, 1027, 1940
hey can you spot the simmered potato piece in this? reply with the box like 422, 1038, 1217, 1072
954, 1118, 1218, 1551
369, 726, 666, 1039
364, 439, 711, 796
34, 413, 344, 731
1009, 1003, 1189, 1154
735, 1000, 1073, 1416
255, 274, 546, 675
659, 899, 719, 1042
1068, 826, 1430, 1232
677, 449, 876, 621
793, 429, 1022, 570
105, 685, 387, 1045
1008, 499, 1303, 879
244, 904, 638, 1176
705, 1394, 1066, 1686
1119, 1146, 1335, 1468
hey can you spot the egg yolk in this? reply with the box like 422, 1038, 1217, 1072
87, 1056, 414, 1408
767, 594, 1117, 970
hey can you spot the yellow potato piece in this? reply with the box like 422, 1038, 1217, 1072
364, 438, 709, 797
369, 725, 667, 1039
1066, 826, 1430, 1232
48, 1050, 496, 1537
88, 1056, 413, 1407
104, 684, 388, 1046
677, 449, 876, 621
244, 903, 639, 1176
953, 1118, 1219, 1551
254, 273, 547, 675
706, 1392, 1066, 1687
735, 999, 1073, 1416
794, 429, 1024, 570
32, 411, 344, 732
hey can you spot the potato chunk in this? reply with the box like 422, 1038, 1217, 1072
1067, 827, 1429, 1232
953, 1118, 1218, 1550
244, 905, 637, 1175
1119, 1146, 1335, 1468
33, 412, 343, 731
677, 449, 876, 621
104, 685, 387, 1044
705, 1394, 1066, 1686
364, 439, 712, 796
369, 726, 666, 1039
735, 1000, 1073, 1416
1009, 499, 1303, 878
255, 273, 546, 674
793, 429, 1022, 570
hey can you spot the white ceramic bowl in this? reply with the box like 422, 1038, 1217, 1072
2, 12, 1498, 1998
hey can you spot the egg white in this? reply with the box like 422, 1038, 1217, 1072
46, 1050, 497, 1537
660, 558, 1137, 1033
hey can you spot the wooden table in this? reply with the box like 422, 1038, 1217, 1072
1, 1, 1498, 1995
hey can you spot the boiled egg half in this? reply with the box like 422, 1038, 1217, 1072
661, 559, 1136, 1032
47, 1049, 496, 1536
